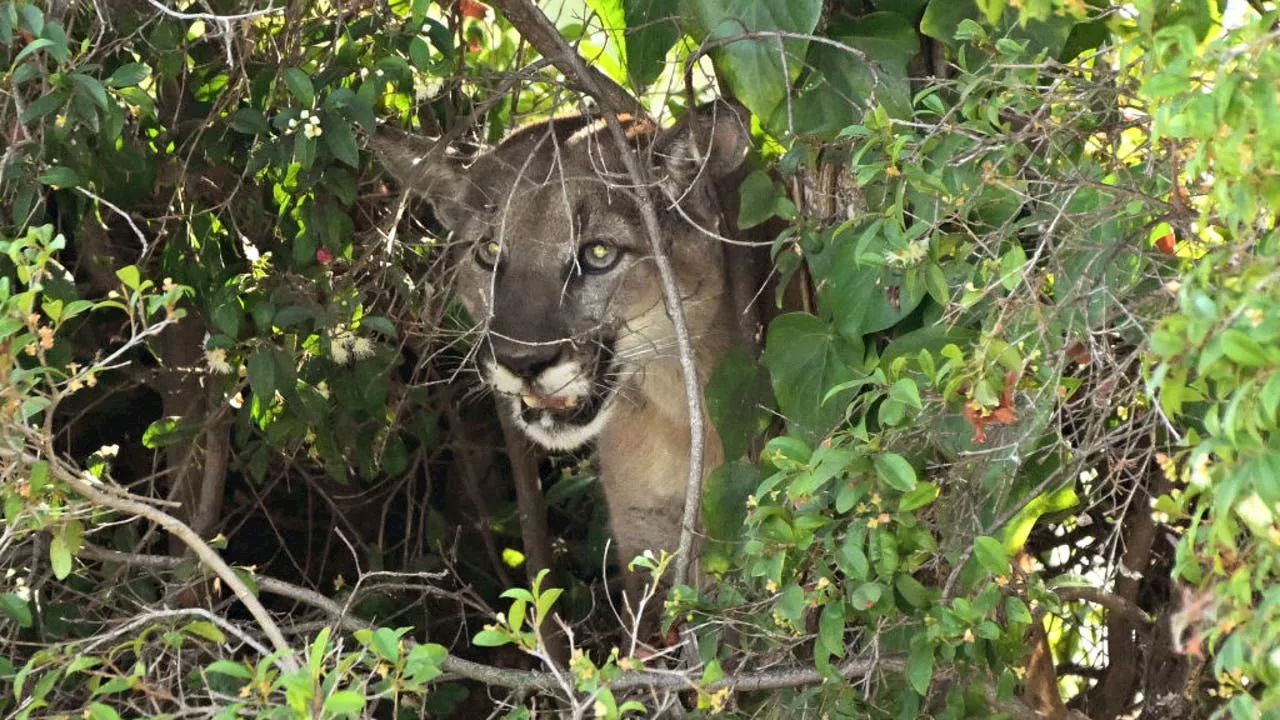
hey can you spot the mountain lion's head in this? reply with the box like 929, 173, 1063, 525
372, 103, 753, 450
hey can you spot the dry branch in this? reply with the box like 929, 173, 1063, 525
485, 0, 644, 116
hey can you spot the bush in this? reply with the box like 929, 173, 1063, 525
0, 0, 1274, 718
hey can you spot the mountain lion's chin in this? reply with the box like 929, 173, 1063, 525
506, 391, 614, 452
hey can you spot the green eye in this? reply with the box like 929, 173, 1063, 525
475, 239, 501, 268
578, 241, 620, 272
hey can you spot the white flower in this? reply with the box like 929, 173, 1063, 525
206, 347, 233, 375
351, 337, 375, 359
300, 110, 310, 120
331, 337, 351, 365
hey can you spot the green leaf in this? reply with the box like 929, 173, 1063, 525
762, 313, 863, 441
889, 378, 923, 410
205, 660, 254, 680
895, 574, 931, 607
738, 170, 786, 228
86, 703, 121, 720
0, 593, 32, 627
848, 581, 883, 610
408, 36, 432, 70
230, 107, 271, 135
808, 231, 926, 341
906, 640, 935, 694
323, 690, 365, 715
38, 166, 81, 189
472, 628, 513, 647
370, 627, 403, 662
686, 0, 823, 120
70, 72, 109, 110
837, 530, 869, 579
181, 620, 226, 643
294, 132, 316, 169
774, 583, 806, 628
973, 535, 1011, 576
246, 347, 277, 402
322, 114, 359, 168
817, 601, 846, 658
535, 587, 562, 625
283, 67, 315, 107
115, 265, 141, 291
899, 482, 939, 512
14, 37, 53, 63
874, 452, 917, 491
706, 347, 772, 460
142, 416, 201, 449
49, 531, 72, 579
106, 62, 150, 87
623, 0, 680, 87
360, 315, 397, 338
1221, 329, 1269, 368
701, 461, 761, 574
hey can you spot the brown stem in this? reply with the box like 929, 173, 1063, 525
1057, 586, 1154, 630
497, 409, 568, 666
485, 0, 644, 116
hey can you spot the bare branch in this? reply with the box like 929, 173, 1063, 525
484, 0, 644, 117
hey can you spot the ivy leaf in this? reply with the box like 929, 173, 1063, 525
623, 0, 680, 87
762, 312, 863, 441
686, 0, 823, 120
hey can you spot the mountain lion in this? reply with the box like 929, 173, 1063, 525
372, 102, 765, 597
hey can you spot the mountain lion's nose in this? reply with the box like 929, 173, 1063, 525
491, 338, 563, 380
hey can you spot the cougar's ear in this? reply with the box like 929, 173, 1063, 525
369, 126, 472, 228
651, 100, 752, 197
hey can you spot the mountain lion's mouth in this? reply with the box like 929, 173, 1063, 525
494, 345, 618, 451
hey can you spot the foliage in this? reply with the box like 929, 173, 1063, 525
0, 0, 1275, 717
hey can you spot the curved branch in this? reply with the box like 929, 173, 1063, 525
1057, 586, 1154, 629
31, 453, 301, 673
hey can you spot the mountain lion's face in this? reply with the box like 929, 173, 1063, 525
372, 105, 750, 449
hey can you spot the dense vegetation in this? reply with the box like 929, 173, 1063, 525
1, 0, 1277, 717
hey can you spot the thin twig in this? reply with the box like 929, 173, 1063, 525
140, 0, 281, 22
80, 544, 905, 693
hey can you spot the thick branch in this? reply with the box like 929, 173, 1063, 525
1057, 586, 1154, 629
485, 0, 643, 116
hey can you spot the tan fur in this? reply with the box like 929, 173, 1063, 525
371, 103, 761, 595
